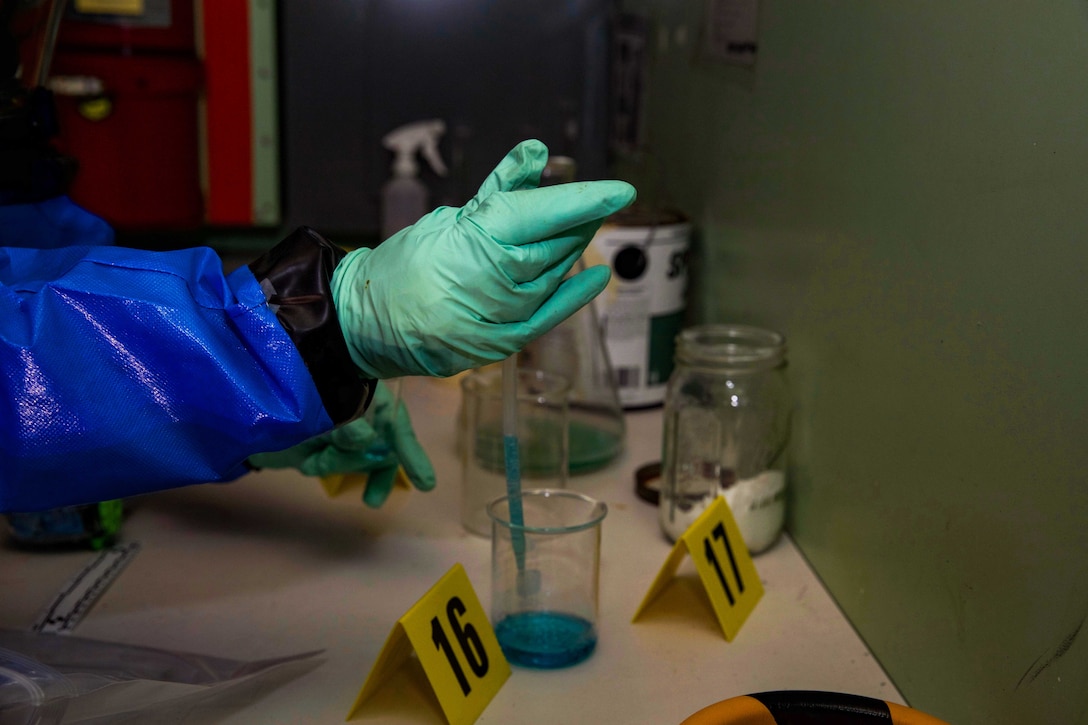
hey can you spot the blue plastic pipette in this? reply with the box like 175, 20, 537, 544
502, 356, 528, 572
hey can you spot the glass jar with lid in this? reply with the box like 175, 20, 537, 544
659, 324, 792, 554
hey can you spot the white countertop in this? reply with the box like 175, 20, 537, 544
0, 376, 902, 724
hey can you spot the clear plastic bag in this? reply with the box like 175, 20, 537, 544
0, 630, 322, 724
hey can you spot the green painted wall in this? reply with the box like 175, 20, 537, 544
616, 2, 1088, 723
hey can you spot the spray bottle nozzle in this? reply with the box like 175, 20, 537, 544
382, 119, 449, 178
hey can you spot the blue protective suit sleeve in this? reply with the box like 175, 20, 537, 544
0, 243, 341, 512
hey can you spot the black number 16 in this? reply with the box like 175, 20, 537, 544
703, 522, 745, 606
431, 596, 490, 696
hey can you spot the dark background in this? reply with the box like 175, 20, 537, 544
278, 0, 613, 238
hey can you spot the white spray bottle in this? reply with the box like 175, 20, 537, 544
380, 119, 448, 240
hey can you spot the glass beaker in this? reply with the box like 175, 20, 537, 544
487, 489, 607, 669
659, 324, 792, 554
460, 368, 570, 536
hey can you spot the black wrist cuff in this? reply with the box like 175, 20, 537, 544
248, 226, 373, 424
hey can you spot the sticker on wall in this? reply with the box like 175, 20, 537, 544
75, 0, 144, 15
77, 96, 112, 122
702, 0, 760, 67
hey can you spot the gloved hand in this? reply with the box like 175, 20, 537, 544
248, 382, 435, 507
332, 139, 636, 379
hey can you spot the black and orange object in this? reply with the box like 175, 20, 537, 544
680, 691, 950, 725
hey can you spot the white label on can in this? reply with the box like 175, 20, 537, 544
587, 223, 689, 408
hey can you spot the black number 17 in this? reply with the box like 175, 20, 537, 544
431, 596, 490, 696
703, 522, 745, 606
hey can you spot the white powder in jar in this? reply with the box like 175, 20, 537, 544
660, 470, 786, 554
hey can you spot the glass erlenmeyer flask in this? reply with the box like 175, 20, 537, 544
518, 269, 626, 474
518, 154, 626, 474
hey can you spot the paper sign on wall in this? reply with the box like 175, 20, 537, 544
347, 564, 510, 725
633, 497, 763, 641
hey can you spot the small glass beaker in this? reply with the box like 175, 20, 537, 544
659, 324, 792, 553
460, 369, 570, 536
487, 489, 607, 669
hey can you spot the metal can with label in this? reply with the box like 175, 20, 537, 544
586, 207, 690, 409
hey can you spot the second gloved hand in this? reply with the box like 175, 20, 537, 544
247, 382, 435, 508
332, 139, 636, 379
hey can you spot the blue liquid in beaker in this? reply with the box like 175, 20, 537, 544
494, 611, 597, 668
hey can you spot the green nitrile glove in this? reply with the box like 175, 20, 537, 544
331, 139, 636, 379
248, 382, 435, 508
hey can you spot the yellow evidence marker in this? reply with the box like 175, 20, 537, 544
320, 468, 413, 498
347, 564, 510, 725
633, 497, 764, 641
